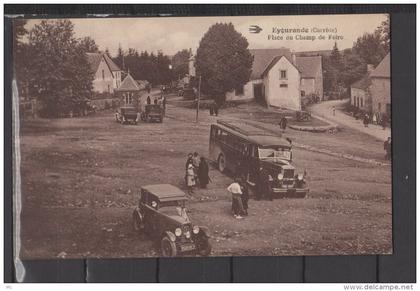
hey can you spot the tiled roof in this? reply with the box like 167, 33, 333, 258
370, 53, 390, 78
249, 48, 293, 79
261, 55, 300, 77
295, 56, 322, 78
86, 52, 121, 75
103, 53, 121, 71
117, 73, 140, 91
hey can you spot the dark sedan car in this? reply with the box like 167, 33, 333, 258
132, 184, 212, 257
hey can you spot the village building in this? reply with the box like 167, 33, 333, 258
223, 48, 324, 111
350, 53, 390, 118
115, 73, 144, 111
86, 52, 123, 94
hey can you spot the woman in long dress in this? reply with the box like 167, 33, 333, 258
186, 164, 196, 195
197, 157, 210, 188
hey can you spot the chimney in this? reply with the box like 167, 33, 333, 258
367, 64, 374, 73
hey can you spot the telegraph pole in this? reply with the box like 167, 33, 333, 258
196, 75, 201, 123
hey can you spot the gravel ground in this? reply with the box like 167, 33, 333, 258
16, 101, 392, 259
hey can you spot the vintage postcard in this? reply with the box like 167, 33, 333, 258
12, 14, 391, 259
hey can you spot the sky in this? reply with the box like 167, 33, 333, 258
25, 14, 387, 56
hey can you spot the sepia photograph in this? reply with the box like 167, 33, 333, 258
12, 14, 392, 259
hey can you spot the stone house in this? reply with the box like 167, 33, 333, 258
86, 52, 122, 94
350, 53, 391, 118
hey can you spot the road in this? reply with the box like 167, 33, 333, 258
309, 99, 391, 142
18, 99, 392, 258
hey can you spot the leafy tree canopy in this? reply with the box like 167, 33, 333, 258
195, 22, 253, 102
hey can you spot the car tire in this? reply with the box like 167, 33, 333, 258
218, 153, 226, 172
198, 239, 212, 256
161, 236, 177, 257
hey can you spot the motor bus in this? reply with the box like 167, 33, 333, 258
209, 119, 308, 198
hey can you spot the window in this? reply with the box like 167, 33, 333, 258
280, 84, 288, 88
378, 102, 381, 111
280, 70, 287, 79
102, 70, 105, 80
235, 85, 244, 96
124, 93, 133, 105
360, 98, 364, 108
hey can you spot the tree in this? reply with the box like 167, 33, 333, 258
375, 16, 390, 53
114, 44, 125, 71
195, 23, 253, 103
27, 19, 94, 117
171, 49, 191, 80
78, 36, 99, 53
353, 32, 386, 66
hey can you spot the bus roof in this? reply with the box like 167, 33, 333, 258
215, 120, 291, 148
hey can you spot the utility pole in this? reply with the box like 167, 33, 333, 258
196, 75, 201, 123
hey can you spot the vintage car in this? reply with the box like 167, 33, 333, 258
132, 184, 212, 257
141, 104, 164, 123
115, 107, 140, 124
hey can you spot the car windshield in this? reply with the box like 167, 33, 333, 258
258, 146, 291, 162
158, 206, 190, 222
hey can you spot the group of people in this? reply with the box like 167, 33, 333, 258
146, 95, 165, 107
359, 112, 389, 129
185, 152, 211, 195
226, 166, 274, 219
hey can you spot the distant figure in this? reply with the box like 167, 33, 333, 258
332, 106, 336, 116
146, 96, 151, 105
197, 157, 210, 189
372, 113, 377, 125
192, 152, 200, 168
153, 98, 158, 105
279, 116, 287, 132
381, 114, 388, 130
384, 137, 392, 160
363, 114, 370, 127
185, 153, 193, 170
256, 167, 272, 201
186, 164, 196, 195
213, 102, 219, 116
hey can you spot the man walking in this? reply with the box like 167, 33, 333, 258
384, 137, 392, 160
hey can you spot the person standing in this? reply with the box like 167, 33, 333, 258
227, 178, 245, 219
332, 106, 336, 116
256, 166, 272, 201
186, 164, 196, 195
279, 116, 287, 133
146, 96, 151, 105
381, 113, 388, 130
363, 114, 369, 127
238, 177, 249, 216
197, 157, 210, 189
192, 152, 200, 173
384, 137, 392, 160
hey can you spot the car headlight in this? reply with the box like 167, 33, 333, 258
193, 226, 200, 234
175, 228, 182, 236
297, 174, 304, 181
277, 173, 284, 180
185, 231, 191, 239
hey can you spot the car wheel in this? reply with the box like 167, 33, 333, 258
161, 236, 177, 257
198, 239, 212, 256
218, 154, 226, 172
132, 212, 142, 234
